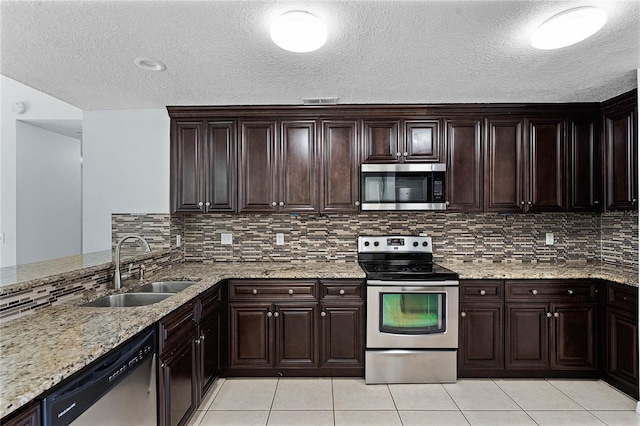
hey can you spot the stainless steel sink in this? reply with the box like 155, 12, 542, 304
82, 292, 173, 307
137, 281, 197, 293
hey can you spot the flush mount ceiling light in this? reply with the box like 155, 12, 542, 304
133, 57, 167, 72
270, 11, 328, 53
531, 7, 607, 50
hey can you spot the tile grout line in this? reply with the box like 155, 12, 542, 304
265, 377, 280, 426
385, 384, 403, 425
441, 382, 472, 425
544, 378, 591, 411
490, 378, 541, 425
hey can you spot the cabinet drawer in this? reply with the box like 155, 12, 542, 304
159, 299, 196, 354
228, 280, 317, 301
460, 280, 503, 302
506, 280, 596, 302
607, 282, 638, 313
321, 280, 363, 299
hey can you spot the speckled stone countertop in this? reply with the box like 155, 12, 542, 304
0, 261, 364, 419
1, 260, 637, 419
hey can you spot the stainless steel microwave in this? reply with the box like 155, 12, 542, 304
360, 163, 447, 211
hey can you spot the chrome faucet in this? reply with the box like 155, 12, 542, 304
114, 234, 151, 290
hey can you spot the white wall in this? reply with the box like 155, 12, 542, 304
0, 75, 82, 267
82, 110, 170, 253
16, 122, 81, 264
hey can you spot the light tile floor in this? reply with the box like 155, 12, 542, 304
187, 378, 640, 426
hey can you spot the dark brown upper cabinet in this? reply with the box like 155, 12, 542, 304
525, 117, 565, 212
602, 91, 638, 210
362, 119, 441, 163
320, 120, 361, 213
445, 119, 483, 212
171, 120, 236, 213
239, 120, 317, 213
484, 117, 565, 213
568, 117, 602, 211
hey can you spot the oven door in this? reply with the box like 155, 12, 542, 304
367, 284, 458, 349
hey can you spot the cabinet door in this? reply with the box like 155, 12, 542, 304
204, 121, 236, 212
568, 118, 601, 211
505, 303, 549, 370
239, 121, 278, 212
160, 339, 197, 426
2, 401, 40, 426
525, 118, 565, 212
280, 120, 318, 212
484, 118, 524, 212
404, 120, 441, 162
362, 120, 400, 163
446, 119, 482, 212
551, 303, 596, 370
198, 308, 220, 398
320, 302, 364, 369
228, 303, 272, 369
273, 303, 318, 369
604, 107, 638, 210
171, 120, 205, 213
459, 303, 504, 371
320, 120, 360, 212
606, 307, 639, 393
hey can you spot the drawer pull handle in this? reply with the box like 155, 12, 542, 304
532, 289, 538, 295
461, 312, 467, 318
288, 289, 294, 295
480, 290, 486, 296
568, 289, 573, 295
267, 312, 273, 317
546, 312, 552, 318
554, 312, 560, 318
274, 312, 279, 318
321, 312, 326, 317
252, 289, 258, 295
339, 289, 346, 295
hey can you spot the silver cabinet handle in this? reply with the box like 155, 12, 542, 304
396, 152, 402, 157
546, 312, 552, 318
267, 312, 272, 317
195, 338, 201, 344
273, 312, 279, 318
321, 312, 326, 317
480, 290, 486, 296
461, 312, 467, 318
633, 199, 637, 205
279, 201, 285, 207
271, 201, 277, 207
568, 289, 573, 295
205, 201, 211, 207
339, 289, 345, 295
288, 289, 294, 295
355, 201, 360, 207
520, 201, 525, 205
594, 200, 599, 204
403, 152, 408, 157
252, 289, 258, 295
528, 201, 532, 205
532, 289, 538, 295
200, 335, 205, 341
198, 201, 204, 207
446, 201, 451, 206
554, 312, 560, 318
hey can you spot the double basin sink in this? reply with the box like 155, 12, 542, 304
83, 281, 196, 307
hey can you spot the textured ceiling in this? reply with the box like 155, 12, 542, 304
1, 0, 639, 110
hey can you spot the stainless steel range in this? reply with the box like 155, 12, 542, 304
358, 235, 459, 384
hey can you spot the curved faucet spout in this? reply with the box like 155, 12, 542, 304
114, 234, 151, 289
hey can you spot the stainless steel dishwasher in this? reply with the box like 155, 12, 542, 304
42, 327, 157, 426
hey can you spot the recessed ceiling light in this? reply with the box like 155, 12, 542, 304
531, 7, 607, 50
270, 11, 328, 53
133, 57, 167, 72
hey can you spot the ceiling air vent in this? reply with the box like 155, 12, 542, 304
302, 97, 338, 105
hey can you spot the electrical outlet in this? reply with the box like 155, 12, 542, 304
276, 233, 285, 245
221, 233, 233, 245
545, 232, 554, 246
176, 235, 182, 247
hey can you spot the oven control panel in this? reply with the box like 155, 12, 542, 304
358, 235, 432, 253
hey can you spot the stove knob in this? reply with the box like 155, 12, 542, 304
413, 241, 419, 247
422, 242, 428, 247
374, 241, 380, 247
364, 241, 370, 247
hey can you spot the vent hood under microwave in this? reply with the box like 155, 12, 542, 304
360, 163, 447, 211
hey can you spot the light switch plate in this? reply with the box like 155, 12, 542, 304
276, 233, 285, 245
221, 233, 233, 245
546, 232, 554, 246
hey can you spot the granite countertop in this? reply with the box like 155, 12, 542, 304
1, 260, 637, 419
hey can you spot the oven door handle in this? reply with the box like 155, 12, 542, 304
367, 280, 459, 287
368, 286, 458, 293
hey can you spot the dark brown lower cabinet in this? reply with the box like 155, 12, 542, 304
198, 288, 221, 398
603, 282, 639, 399
320, 302, 365, 370
161, 338, 197, 426
1, 401, 40, 426
459, 303, 504, 372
